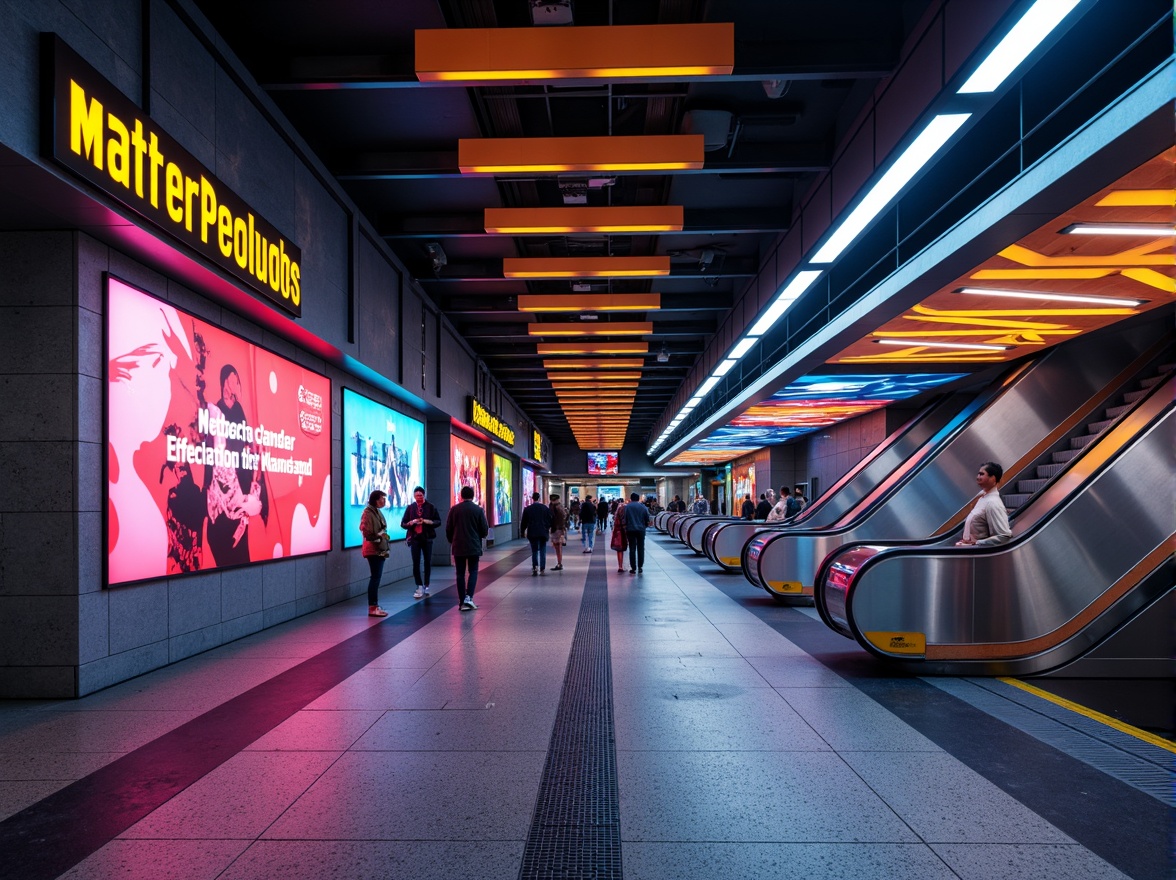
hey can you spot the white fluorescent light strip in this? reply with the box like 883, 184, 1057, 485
699, 376, 721, 394
713, 358, 737, 377
957, 287, 1145, 307
687, 396, 704, 406
876, 338, 1009, 351
748, 270, 824, 335
1063, 223, 1175, 236
811, 114, 972, 264
730, 337, 758, 359
958, 0, 1084, 94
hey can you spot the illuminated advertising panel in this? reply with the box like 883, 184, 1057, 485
342, 389, 425, 548
451, 435, 486, 509
732, 462, 755, 508
522, 466, 535, 507
493, 454, 514, 525
587, 451, 619, 475
106, 277, 330, 586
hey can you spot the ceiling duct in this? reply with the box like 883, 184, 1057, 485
681, 109, 732, 152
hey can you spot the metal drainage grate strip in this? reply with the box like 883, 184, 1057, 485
519, 556, 622, 880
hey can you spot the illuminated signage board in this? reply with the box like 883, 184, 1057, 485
469, 397, 516, 446
46, 36, 303, 316
492, 454, 514, 525
106, 277, 330, 586
532, 429, 543, 462
342, 389, 425, 548
451, 435, 487, 509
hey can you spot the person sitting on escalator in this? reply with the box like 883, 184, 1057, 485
956, 461, 1012, 547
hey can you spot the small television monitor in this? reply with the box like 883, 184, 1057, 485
587, 451, 619, 476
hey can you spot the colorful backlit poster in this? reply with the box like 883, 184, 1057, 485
732, 462, 756, 508
493, 454, 514, 525
342, 389, 424, 547
106, 277, 331, 586
451, 435, 486, 509
522, 467, 535, 507
587, 451, 619, 475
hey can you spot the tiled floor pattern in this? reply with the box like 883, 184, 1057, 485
0, 536, 1159, 879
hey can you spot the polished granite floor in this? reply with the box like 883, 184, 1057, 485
0, 534, 1170, 880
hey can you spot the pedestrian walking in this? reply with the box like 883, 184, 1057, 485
445, 485, 489, 611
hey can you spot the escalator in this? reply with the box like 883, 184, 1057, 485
813, 374, 1174, 675
742, 328, 1169, 603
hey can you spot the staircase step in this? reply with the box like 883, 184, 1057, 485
1124, 389, 1148, 404
1003, 495, 1030, 510
1070, 434, 1097, 450
1139, 375, 1163, 388
1017, 478, 1050, 494
1087, 418, 1115, 434
1052, 449, 1081, 464
1157, 362, 1175, 373
1036, 463, 1066, 479
1104, 404, 1131, 418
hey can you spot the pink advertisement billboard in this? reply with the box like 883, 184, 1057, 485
451, 434, 486, 509
106, 277, 332, 586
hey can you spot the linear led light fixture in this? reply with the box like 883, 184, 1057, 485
1060, 223, 1175, 236
548, 373, 643, 382
544, 359, 645, 369
875, 339, 1011, 351
487, 206, 684, 234
747, 270, 824, 336
521, 294, 661, 313
713, 359, 738, 378
957, 0, 1084, 94
416, 23, 734, 83
459, 136, 704, 174
505, 257, 671, 279
811, 114, 971, 264
956, 287, 1145, 307
698, 376, 721, 395
528, 322, 653, 336
730, 337, 758, 359
538, 342, 649, 355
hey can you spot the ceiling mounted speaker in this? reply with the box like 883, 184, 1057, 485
682, 110, 732, 152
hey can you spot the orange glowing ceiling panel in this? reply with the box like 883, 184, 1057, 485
830, 148, 1175, 366
486, 206, 684, 234
544, 359, 645, 370
538, 342, 649, 355
528, 322, 652, 337
520, 294, 661, 313
548, 372, 643, 382
505, 257, 671, 279
460, 136, 704, 174
416, 23, 734, 84
551, 385, 640, 392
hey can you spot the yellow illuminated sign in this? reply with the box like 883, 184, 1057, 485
864, 631, 926, 655
470, 398, 516, 446
47, 37, 302, 316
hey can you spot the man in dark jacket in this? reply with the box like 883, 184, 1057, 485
445, 485, 489, 610
623, 492, 651, 573
402, 486, 441, 599
597, 497, 609, 533
754, 493, 772, 520
519, 492, 553, 575
741, 495, 755, 519
579, 494, 597, 552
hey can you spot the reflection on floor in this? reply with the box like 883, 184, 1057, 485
0, 537, 1170, 880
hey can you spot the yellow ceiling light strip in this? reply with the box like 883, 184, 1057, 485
538, 342, 649, 355
528, 322, 652, 337
971, 269, 1115, 280
487, 206, 683, 234
505, 256, 671, 278
416, 23, 733, 83
520, 294, 661, 313
548, 372, 643, 381
1094, 189, 1176, 207
544, 359, 645, 369
460, 135, 704, 174
997, 243, 1173, 268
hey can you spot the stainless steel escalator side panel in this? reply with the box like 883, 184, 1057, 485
707, 522, 771, 570
686, 517, 731, 554
693, 520, 727, 556
846, 406, 1175, 673
756, 335, 1158, 591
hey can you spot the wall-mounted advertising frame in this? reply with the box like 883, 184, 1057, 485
342, 388, 425, 548
106, 277, 330, 586
451, 434, 487, 509
493, 454, 514, 525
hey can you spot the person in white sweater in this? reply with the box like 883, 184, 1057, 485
956, 461, 1012, 547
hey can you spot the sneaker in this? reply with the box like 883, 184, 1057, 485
532, 567, 538, 577
413, 588, 424, 599
583, 549, 591, 553
629, 569, 636, 575
553, 564, 563, 571
368, 606, 388, 617
638, 568, 643, 573
617, 567, 623, 572
423, 586, 430, 596
539, 569, 545, 576
464, 598, 478, 610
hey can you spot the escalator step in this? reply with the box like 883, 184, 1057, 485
1087, 418, 1115, 434
1104, 404, 1131, 418
1139, 375, 1163, 388
1017, 478, 1050, 493
1002, 496, 1027, 510
1123, 389, 1148, 403
1036, 463, 1066, 479
1053, 448, 1081, 463
1070, 434, 1097, 450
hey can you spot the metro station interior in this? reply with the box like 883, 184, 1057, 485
0, 1, 1171, 878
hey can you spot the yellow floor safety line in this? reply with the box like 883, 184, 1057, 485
998, 677, 1176, 755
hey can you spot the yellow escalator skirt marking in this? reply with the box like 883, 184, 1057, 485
865, 631, 926, 655
998, 677, 1176, 755
719, 556, 741, 566
766, 580, 803, 593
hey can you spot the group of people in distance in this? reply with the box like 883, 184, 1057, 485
355, 461, 1011, 619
